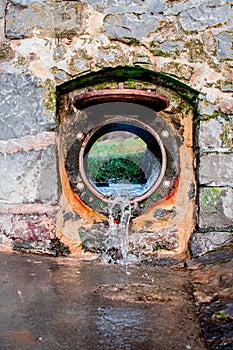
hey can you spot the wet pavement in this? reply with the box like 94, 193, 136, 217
0, 248, 232, 350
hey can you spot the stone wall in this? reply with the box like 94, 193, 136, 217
0, 0, 232, 257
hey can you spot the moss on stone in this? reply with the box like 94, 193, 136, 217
220, 124, 232, 148
184, 38, 206, 62
0, 43, 15, 61
57, 66, 199, 103
43, 79, 57, 113
201, 187, 221, 211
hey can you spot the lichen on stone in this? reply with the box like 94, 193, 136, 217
42, 79, 56, 113
0, 43, 15, 61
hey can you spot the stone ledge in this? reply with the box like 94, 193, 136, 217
0, 131, 56, 155
0, 202, 58, 214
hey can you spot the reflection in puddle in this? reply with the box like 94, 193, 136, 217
96, 307, 146, 350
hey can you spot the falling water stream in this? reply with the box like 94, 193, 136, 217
108, 196, 131, 261
102, 187, 137, 265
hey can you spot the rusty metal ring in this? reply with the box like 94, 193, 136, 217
73, 88, 169, 112
78, 117, 167, 204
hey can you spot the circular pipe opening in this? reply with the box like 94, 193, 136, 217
79, 118, 167, 203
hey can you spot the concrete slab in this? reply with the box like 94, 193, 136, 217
0, 251, 206, 349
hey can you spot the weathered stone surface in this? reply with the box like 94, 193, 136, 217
5, 3, 54, 39
216, 32, 233, 59
199, 154, 233, 185
9, 0, 48, 5
97, 48, 129, 66
54, 2, 88, 38
0, 131, 56, 154
199, 117, 233, 150
162, 61, 193, 80
179, 4, 230, 32
78, 222, 179, 257
165, 0, 228, 16
0, 42, 15, 61
79, 223, 109, 253
0, 145, 59, 204
0, 212, 56, 240
160, 41, 184, 54
130, 226, 179, 255
199, 100, 218, 117
6, 2, 88, 39
0, 230, 12, 249
103, 13, 164, 40
13, 238, 70, 256
0, 0, 7, 18
219, 98, 233, 115
199, 187, 233, 229
0, 74, 55, 140
87, 0, 166, 15
190, 231, 233, 257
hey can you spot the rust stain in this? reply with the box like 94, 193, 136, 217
151, 177, 180, 210
59, 156, 107, 224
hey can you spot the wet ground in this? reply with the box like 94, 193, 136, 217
0, 247, 232, 350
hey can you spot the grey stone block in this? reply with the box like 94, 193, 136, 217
165, 0, 227, 15
0, 145, 59, 204
103, 13, 164, 40
86, 0, 166, 15
160, 41, 184, 54
199, 153, 233, 185
199, 117, 233, 150
6, 1, 88, 39
0, 0, 7, 18
216, 32, 233, 59
5, 3, 54, 39
9, 0, 48, 5
180, 4, 230, 32
199, 187, 233, 229
0, 73, 55, 140
190, 231, 233, 257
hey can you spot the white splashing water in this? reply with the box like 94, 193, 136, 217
102, 183, 138, 264
107, 195, 131, 261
